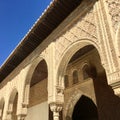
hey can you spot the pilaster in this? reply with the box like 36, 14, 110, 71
48, 42, 64, 105
16, 106, 27, 120
94, 1, 120, 90
99, 0, 119, 71
47, 42, 56, 103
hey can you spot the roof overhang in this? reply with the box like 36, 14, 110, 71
0, 0, 83, 82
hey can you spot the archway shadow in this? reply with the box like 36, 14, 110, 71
91, 66, 120, 120
72, 95, 98, 120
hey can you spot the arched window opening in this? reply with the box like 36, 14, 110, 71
0, 98, 5, 119
12, 94, 18, 120
82, 64, 91, 80
64, 75, 69, 88
82, 64, 98, 80
73, 70, 79, 84
8, 89, 18, 120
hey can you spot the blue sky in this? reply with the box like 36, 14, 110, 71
0, 0, 52, 66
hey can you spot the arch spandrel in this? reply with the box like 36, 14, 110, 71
54, 2, 98, 67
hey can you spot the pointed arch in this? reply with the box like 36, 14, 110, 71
64, 89, 96, 120
72, 95, 98, 120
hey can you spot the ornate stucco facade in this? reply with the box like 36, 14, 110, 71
0, 0, 120, 120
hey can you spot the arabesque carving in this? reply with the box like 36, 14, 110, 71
106, 0, 120, 32
55, 7, 97, 65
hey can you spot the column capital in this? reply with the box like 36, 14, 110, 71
50, 103, 63, 120
17, 107, 27, 120
50, 103, 63, 113
17, 107, 27, 116
17, 115, 26, 120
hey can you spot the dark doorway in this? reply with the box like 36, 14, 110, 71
72, 95, 98, 120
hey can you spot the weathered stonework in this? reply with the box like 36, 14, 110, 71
0, 0, 120, 120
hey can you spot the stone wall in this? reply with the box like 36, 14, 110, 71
29, 79, 48, 107
25, 102, 48, 120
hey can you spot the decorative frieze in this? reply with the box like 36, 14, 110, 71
110, 81, 120, 97
108, 71, 120, 85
